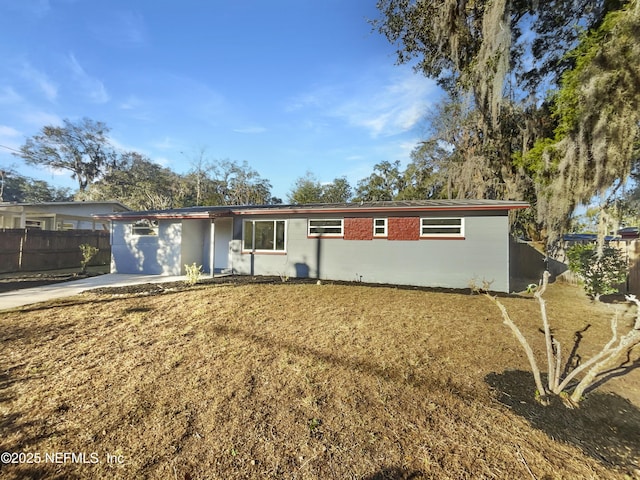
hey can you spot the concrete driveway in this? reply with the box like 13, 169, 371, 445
0, 274, 187, 311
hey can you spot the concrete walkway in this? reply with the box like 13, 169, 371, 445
0, 274, 188, 311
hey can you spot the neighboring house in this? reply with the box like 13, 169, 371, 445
0, 201, 130, 231
617, 227, 640, 240
96, 200, 529, 292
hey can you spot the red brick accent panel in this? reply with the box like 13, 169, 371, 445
344, 217, 373, 240
388, 217, 420, 240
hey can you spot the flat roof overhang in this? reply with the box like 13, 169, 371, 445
93, 200, 530, 221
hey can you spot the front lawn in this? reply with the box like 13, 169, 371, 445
1, 281, 639, 479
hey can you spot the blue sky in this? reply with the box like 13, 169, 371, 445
0, 0, 441, 201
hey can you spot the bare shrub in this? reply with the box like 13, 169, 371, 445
481, 271, 640, 407
79, 243, 99, 274
184, 263, 203, 285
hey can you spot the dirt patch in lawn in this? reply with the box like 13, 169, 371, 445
1, 280, 639, 479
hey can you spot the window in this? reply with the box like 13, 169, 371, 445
308, 219, 343, 237
25, 220, 44, 230
243, 220, 286, 252
420, 217, 464, 237
132, 219, 159, 236
373, 218, 387, 237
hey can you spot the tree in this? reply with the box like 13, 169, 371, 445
525, 2, 640, 246
373, 1, 637, 249
321, 177, 352, 203
214, 160, 274, 205
396, 139, 446, 200
288, 172, 324, 204
354, 161, 404, 201
287, 173, 352, 204
0, 169, 5, 201
0, 170, 72, 203
78, 152, 186, 210
567, 244, 629, 301
184, 147, 217, 206
16, 118, 120, 192
373, 0, 617, 121
80, 155, 276, 209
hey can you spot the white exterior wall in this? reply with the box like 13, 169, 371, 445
111, 220, 182, 275
181, 219, 207, 274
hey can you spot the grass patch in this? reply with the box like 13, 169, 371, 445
1, 281, 639, 479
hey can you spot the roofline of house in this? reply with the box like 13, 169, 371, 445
0, 200, 131, 210
230, 203, 530, 216
94, 201, 529, 221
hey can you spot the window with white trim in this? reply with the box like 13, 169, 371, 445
243, 220, 286, 252
373, 218, 387, 237
420, 217, 464, 237
25, 220, 44, 230
132, 219, 159, 236
308, 219, 343, 237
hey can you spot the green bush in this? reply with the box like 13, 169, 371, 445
566, 243, 628, 300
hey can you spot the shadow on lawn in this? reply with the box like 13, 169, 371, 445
0, 371, 75, 480
486, 370, 640, 472
209, 323, 478, 401
363, 467, 424, 479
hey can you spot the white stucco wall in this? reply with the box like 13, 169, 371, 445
111, 220, 182, 275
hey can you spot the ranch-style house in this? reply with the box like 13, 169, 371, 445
95, 200, 529, 292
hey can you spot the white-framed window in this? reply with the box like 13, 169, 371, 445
420, 217, 464, 237
243, 220, 286, 252
308, 219, 344, 237
132, 219, 159, 236
25, 219, 44, 230
373, 218, 388, 237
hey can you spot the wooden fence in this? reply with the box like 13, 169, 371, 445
600, 239, 640, 295
0, 229, 111, 274
510, 238, 640, 295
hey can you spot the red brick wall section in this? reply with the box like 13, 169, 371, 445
344, 217, 373, 240
388, 217, 420, 241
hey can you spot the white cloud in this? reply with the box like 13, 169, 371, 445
152, 137, 176, 150
119, 95, 142, 110
285, 85, 337, 113
20, 63, 58, 101
0, 125, 23, 154
68, 53, 110, 103
334, 73, 438, 138
0, 125, 21, 138
20, 111, 62, 127
0, 86, 23, 104
288, 67, 441, 138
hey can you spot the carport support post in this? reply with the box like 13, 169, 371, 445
209, 220, 215, 277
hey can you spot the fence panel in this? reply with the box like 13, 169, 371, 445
625, 239, 640, 296
0, 229, 110, 273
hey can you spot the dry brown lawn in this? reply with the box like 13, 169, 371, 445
1, 279, 639, 479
